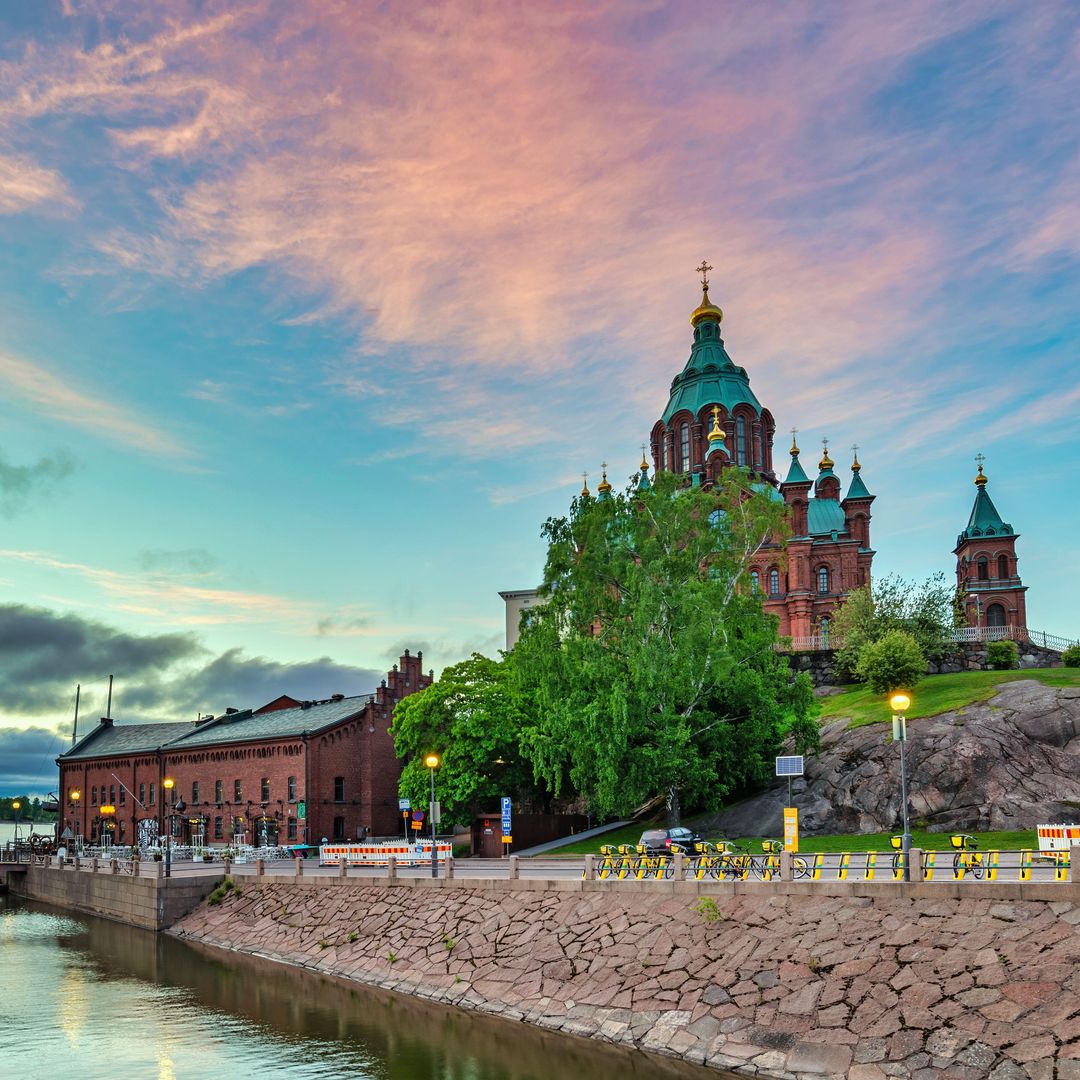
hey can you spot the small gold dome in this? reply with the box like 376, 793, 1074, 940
690, 285, 723, 328
790, 431, 800, 457
581, 472, 590, 497
707, 404, 726, 443
640, 446, 649, 472
597, 464, 612, 494
975, 464, 988, 486
819, 449, 834, 470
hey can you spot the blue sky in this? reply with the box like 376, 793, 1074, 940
1, 1, 1078, 794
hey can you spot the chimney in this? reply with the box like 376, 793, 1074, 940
99, 716, 113, 728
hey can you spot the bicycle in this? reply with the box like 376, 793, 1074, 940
633, 843, 673, 879
760, 839, 810, 880
951, 834, 985, 879
688, 840, 732, 880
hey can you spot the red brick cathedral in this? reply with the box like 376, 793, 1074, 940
636, 268, 872, 640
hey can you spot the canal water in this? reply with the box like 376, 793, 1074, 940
0, 896, 731, 1079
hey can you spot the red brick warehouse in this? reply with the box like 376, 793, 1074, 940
57, 650, 431, 848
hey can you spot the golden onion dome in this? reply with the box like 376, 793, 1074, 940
597, 464, 612, 494
580, 472, 590, 497
851, 450, 862, 472
690, 285, 723, 328
975, 463, 988, 486
790, 431, 800, 457
819, 446, 834, 470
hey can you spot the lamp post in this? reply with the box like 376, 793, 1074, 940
890, 691, 913, 880
12, 799, 21, 849
424, 754, 440, 878
163, 778, 175, 877
70, 789, 81, 852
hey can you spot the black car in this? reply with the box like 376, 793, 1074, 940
637, 827, 703, 855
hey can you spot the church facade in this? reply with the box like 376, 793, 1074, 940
644, 270, 874, 641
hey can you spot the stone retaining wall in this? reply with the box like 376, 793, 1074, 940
10, 864, 222, 930
171, 876, 1080, 1078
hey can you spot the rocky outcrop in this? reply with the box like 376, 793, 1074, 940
714, 681, 1080, 838
172, 876, 1080, 1078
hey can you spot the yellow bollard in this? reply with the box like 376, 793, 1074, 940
865, 851, 876, 881
811, 853, 823, 881
838, 852, 850, 881
1019, 850, 1032, 882
924, 850, 936, 881
987, 850, 999, 882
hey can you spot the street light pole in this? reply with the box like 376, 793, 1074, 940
163, 778, 175, 878
424, 754, 440, 879
12, 799, 21, 849
70, 789, 81, 853
889, 692, 913, 881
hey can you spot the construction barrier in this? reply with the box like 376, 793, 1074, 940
319, 842, 453, 867
1037, 824, 1080, 862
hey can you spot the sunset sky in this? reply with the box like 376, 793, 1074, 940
1, 2, 1078, 793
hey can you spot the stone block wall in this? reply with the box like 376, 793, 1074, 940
9, 864, 222, 931
171, 875, 1080, 1079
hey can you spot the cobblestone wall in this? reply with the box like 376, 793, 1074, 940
171, 877, 1080, 1078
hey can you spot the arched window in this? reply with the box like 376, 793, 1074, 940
818, 566, 829, 594
987, 603, 1006, 628
680, 423, 690, 472
750, 570, 760, 592
977, 557, 989, 581
660, 433, 667, 471
736, 416, 747, 465
91, 785, 98, 805
820, 616, 831, 646
769, 568, 780, 596
998, 554, 1009, 579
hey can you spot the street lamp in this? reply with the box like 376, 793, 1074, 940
163, 778, 175, 877
70, 789, 81, 852
424, 754, 440, 879
12, 799, 21, 849
890, 691, 912, 880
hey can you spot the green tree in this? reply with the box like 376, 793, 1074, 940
833, 572, 953, 683
391, 653, 535, 828
855, 629, 925, 694
511, 467, 815, 825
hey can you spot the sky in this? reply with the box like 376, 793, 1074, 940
1, 1, 1078, 795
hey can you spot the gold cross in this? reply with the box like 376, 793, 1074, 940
695, 260, 713, 288
821, 436, 829, 452
975, 452, 985, 468
851, 443, 859, 455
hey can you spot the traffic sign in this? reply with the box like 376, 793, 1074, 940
398, 798, 411, 811
411, 820, 423, 830
412, 809, 425, 821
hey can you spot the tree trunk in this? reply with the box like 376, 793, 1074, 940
665, 785, 682, 827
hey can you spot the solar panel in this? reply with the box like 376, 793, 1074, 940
775, 755, 805, 777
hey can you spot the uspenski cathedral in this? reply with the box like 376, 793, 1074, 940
501, 264, 1027, 649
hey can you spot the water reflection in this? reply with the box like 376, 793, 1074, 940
2, 898, 730, 1079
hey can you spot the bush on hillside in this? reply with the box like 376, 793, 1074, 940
855, 630, 925, 695
987, 640, 1019, 670
1062, 644, 1080, 668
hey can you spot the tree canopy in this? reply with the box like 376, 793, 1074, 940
511, 467, 815, 825
391, 653, 535, 828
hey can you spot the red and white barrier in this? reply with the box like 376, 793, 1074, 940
1037, 824, 1080, 861
320, 841, 453, 866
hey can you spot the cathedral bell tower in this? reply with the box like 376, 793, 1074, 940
954, 457, 1027, 632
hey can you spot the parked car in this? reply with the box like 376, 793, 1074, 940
637, 826, 703, 855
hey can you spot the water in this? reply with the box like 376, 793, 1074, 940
0, 819, 53, 845
0, 897, 728, 1080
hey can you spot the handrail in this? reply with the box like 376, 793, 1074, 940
778, 625, 1077, 653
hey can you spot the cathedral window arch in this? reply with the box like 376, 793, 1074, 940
997, 554, 1009, 579
817, 565, 830, 594
680, 422, 690, 472
769, 568, 781, 596
750, 569, 760, 592
977, 556, 989, 581
736, 415, 747, 465
819, 616, 831, 646
986, 603, 1006, 628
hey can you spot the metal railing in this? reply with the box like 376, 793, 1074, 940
779, 625, 1077, 653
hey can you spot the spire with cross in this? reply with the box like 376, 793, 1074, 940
695, 260, 713, 288
974, 452, 987, 486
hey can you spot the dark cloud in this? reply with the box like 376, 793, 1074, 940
315, 615, 371, 636
136, 547, 218, 574
0, 725, 70, 796
0, 448, 75, 515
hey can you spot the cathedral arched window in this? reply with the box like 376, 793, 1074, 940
819, 616, 831, 646
987, 603, 1006, 628
680, 423, 690, 472
997, 554, 1009, 579
977, 557, 989, 581
736, 416, 747, 465
750, 570, 760, 592
817, 566, 829, 594
769, 568, 780, 596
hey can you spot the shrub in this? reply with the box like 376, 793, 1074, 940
987, 640, 1019, 670
1062, 644, 1080, 668
855, 630, 925, 695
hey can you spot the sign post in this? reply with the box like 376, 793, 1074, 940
783, 807, 799, 853
399, 798, 411, 843
500, 796, 512, 855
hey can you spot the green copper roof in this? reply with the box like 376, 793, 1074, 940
845, 470, 873, 500
807, 498, 846, 537
784, 453, 810, 485
661, 318, 763, 425
959, 484, 1015, 542
752, 481, 785, 504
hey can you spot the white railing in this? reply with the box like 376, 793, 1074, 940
779, 625, 1077, 653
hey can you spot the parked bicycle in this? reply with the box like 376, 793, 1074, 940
951, 834, 985, 879
760, 839, 810, 880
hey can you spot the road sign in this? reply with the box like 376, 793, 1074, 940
775, 756, 805, 777
431, 800, 441, 826
500, 796, 512, 832
501, 835, 512, 844
297, 799, 306, 820
398, 798, 411, 811
784, 807, 799, 852
412, 809, 425, 821
892, 716, 907, 742
411, 820, 423, 830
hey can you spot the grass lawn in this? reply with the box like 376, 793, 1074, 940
819, 667, 1080, 729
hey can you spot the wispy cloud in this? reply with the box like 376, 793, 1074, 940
0, 350, 192, 460
0, 153, 75, 214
